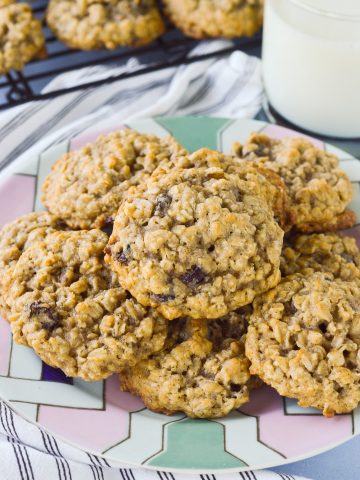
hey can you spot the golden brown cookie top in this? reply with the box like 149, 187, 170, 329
281, 232, 360, 281
0, 1, 45, 74
0, 212, 65, 320
163, 0, 263, 39
246, 272, 360, 416
154, 147, 293, 229
120, 309, 256, 418
0, 211, 65, 273
106, 163, 283, 319
233, 133, 355, 232
42, 129, 187, 229
46, 0, 165, 49
4, 229, 168, 381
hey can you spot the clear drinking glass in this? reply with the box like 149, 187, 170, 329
262, 0, 360, 138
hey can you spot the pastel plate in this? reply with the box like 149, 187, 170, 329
0, 117, 359, 473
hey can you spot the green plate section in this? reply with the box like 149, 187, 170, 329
157, 117, 231, 152
147, 418, 246, 469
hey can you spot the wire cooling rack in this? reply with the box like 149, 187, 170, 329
1, 0, 262, 110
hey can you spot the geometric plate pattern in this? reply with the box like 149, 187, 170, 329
0, 117, 359, 473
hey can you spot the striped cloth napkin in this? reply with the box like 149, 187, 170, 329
0, 40, 263, 173
0, 40, 311, 480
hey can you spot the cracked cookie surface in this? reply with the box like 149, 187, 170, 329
46, 0, 165, 50
3, 229, 168, 381
120, 309, 256, 418
42, 129, 187, 229
0, 212, 65, 320
246, 272, 360, 416
106, 164, 283, 319
0, 0, 46, 74
233, 133, 355, 232
281, 233, 360, 281
163, 0, 263, 39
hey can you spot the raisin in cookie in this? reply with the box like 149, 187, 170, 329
233, 133, 355, 232
281, 233, 360, 281
246, 272, 360, 416
0, 0, 46, 75
3, 229, 168, 381
42, 129, 187, 230
121, 309, 256, 418
163, 0, 263, 39
106, 165, 284, 320
46, 0, 165, 50
0, 212, 66, 320
154, 148, 293, 229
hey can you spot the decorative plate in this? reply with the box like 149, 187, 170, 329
0, 117, 359, 473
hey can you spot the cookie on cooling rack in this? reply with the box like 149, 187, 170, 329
233, 133, 355, 232
46, 0, 165, 50
0, 0, 46, 75
163, 0, 263, 39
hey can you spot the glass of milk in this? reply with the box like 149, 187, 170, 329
262, 0, 360, 138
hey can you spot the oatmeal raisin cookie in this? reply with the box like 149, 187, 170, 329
246, 272, 360, 416
42, 129, 187, 229
154, 147, 293, 229
0, 212, 65, 320
0, 0, 46, 75
46, 0, 165, 50
163, 0, 263, 39
233, 133, 355, 232
106, 164, 283, 319
3, 229, 168, 380
281, 232, 360, 281
121, 309, 256, 418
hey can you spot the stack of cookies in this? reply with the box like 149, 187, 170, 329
1, 127, 359, 419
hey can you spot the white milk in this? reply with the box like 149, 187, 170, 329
262, 0, 360, 138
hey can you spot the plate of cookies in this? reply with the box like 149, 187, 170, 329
0, 116, 359, 473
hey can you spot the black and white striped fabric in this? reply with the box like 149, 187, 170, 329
0, 40, 264, 174
0, 40, 310, 480
0, 400, 309, 480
